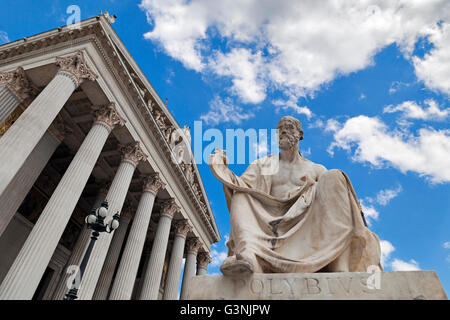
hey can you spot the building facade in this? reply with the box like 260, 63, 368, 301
0, 13, 219, 300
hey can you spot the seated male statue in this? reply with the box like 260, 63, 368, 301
209, 116, 382, 276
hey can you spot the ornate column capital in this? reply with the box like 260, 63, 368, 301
93, 102, 126, 132
0, 66, 38, 102
160, 198, 180, 219
197, 252, 212, 269
186, 238, 201, 255
47, 114, 72, 142
55, 50, 98, 87
174, 219, 191, 238
142, 172, 165, 195
120, 141, 148, 167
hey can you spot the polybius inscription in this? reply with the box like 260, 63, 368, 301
187, 272, 448, 300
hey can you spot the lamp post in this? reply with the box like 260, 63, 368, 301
64, 199, 120, 300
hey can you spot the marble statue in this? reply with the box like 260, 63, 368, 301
209, 116, 382, 276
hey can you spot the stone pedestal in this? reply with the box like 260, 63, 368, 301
186, 271, 448, 300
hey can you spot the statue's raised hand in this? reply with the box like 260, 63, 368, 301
209, 147, 229, 167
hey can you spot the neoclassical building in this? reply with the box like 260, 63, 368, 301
0, 13, 220, 300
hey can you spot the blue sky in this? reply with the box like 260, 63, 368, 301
1, 0, 449, 296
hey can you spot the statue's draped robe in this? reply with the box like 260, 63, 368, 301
210, 154, 382, 273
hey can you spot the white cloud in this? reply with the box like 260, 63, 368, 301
210, 248, 228, 267
0, 31, 9, 44
383, 99, 449, 121
389, 81, 411, 94
380, 240, 395, 268
328, 115, 450, 183
413, 22, 450, 95
140, 0, 450, 105
302, 147, 311, 157
380, 239, 421, 271
324, 119, 341, 133
272, 97, 312, 118
360, 200, 379, 225
200, 96, 254, 125
391, 258, 420, 271
210, 48, 266, 104
376, 185, 403, 206
443, 241, 450, 249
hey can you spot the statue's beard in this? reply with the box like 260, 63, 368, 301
278, 134, 298, 150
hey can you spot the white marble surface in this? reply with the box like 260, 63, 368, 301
187, 271, 448, 300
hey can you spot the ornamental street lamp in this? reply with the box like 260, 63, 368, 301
64, 199, 120, 300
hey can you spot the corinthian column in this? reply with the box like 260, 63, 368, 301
0, 66, 37, 122
52, 185, 109, 300
92, 207, 134, 300
0, 103, 124, 300
196, 252, 211, 276
139, 199, 179, 300
109, 173, 165, 300
0, 116, 69, 237
163, 220, 191, 300
78, 142, 148, 300
0, 51, 97, 198
180, 238, 201, 300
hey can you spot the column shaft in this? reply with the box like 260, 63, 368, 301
0, 72, 77, 197
92, 215, 131, 300
163, 234, 187, 300
51, 193, 106, 300
0, 131, 60, 237
180, 252, 197, 300
139, 214, 173, 300
0, 122, 111, 299
197, 266, 207, 276
77, 162, 136, 300
0, 85, 20, 123
109, 191, 156, 300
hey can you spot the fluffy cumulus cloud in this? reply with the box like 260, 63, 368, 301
380, 239, 421, 271
375, 185, 403, 206
391, 259, 421, 271
413, 22, 450, 95
200, 96, 255, 125
328, 115, 450, 183
140, 0, 450, 110
383, 99, 449, 121
360, 200, 379, 225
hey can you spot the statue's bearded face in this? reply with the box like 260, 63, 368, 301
277, 119, 302, 150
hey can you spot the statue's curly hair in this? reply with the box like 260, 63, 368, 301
277, 116, 303, 140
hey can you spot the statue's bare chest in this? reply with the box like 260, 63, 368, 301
271, 160, 315, 196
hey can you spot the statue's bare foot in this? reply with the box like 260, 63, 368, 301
220, 254, 254, 276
